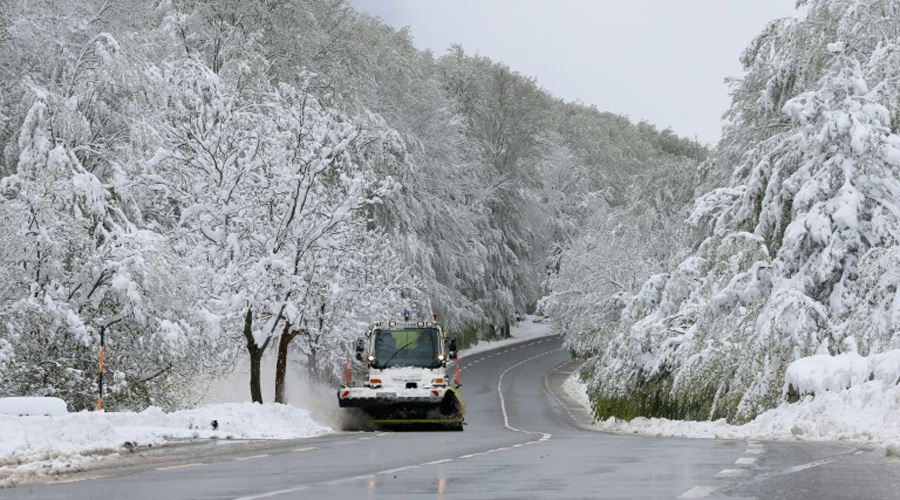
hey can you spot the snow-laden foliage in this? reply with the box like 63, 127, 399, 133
1, 0, 706, 409
563, 0, 900, 423
544, 149, 700, 338
0, 89, 213, 410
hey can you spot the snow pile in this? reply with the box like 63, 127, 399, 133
784, 352, 869, 398
566, 349, 900, 453
97, 402, 333, 440
0, 402, 332, 485
0, 397, 67, 416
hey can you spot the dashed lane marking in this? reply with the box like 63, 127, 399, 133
233, 342, 562, 500
232, 433, 552, 500
715, 469, 749, 478
544, 365, 580, 425
680, 441, 764, 498
497, 347, 560, 434
291, 447, 317, 453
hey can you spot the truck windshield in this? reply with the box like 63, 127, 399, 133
372, 328, 441, 369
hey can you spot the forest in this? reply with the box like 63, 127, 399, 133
556, 0, 900, 423
0, 0, 704, 411
4, 0, 896, 426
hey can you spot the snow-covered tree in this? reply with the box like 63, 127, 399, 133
0, 88, 211, 410
0, 0, 716, 412
141, 46, 396, 401
568, 0, 900, 424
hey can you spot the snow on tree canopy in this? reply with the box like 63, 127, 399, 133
0, 0, 710, 410
562, 0, 900, 424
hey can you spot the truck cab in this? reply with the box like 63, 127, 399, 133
338, 320, 464, 430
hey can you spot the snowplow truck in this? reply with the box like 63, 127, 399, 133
338, 320, 465, 430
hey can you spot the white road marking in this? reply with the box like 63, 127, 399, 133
783, 457, 838, 474
678, 485, 718, 499
543, 367, 580, 424
498, 347, 561, 434
234, 341, 562, 500
715, 469, 748, 478
233, 454, 270, 461
679, 440, 763, 499
234, 484, 309, 499
291, 447, 317, 453
234, 435, 553, 500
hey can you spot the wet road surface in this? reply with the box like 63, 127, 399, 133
4, 336, 899, 499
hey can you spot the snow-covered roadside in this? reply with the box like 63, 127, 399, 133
460, 315, 555, 356
0, 315, 553, 487
563, 356, 900, 455
0, 402, 331, 487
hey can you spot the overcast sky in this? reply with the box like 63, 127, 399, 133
346, 0, 797, 145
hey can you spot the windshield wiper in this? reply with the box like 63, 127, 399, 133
381, 340, 416, 367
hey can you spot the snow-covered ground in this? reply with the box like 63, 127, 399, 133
0, 316, 555, 486
564, 349, 900, 456
459, 314, 555, 356
7, 315, 899, 486
0, 402, 331, 486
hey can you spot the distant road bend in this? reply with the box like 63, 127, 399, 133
5, 335, 900, 499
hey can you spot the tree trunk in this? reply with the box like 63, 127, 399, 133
274, 323, 297, 404
243, 308, 270, 404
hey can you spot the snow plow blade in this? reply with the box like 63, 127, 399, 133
338, 387, 465, 430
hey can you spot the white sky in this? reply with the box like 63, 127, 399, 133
346, 0, 798, 145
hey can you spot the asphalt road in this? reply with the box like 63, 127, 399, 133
4, 335, 900, 499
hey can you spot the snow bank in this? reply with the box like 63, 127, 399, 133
0, 402, 332, 486
0, 317, 552, 486
785, 349, 900, 398
784, 352, 869, 398
0, 397, 67, 416
565, 349, 900, 453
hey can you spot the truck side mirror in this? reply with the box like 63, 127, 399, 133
448, 338, 458, 359
355, 338, 366, 361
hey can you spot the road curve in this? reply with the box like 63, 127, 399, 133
4, 335, 900, 499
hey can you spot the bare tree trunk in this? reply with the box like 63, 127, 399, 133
274, 323, 298, 404
243, 309, 270, 404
